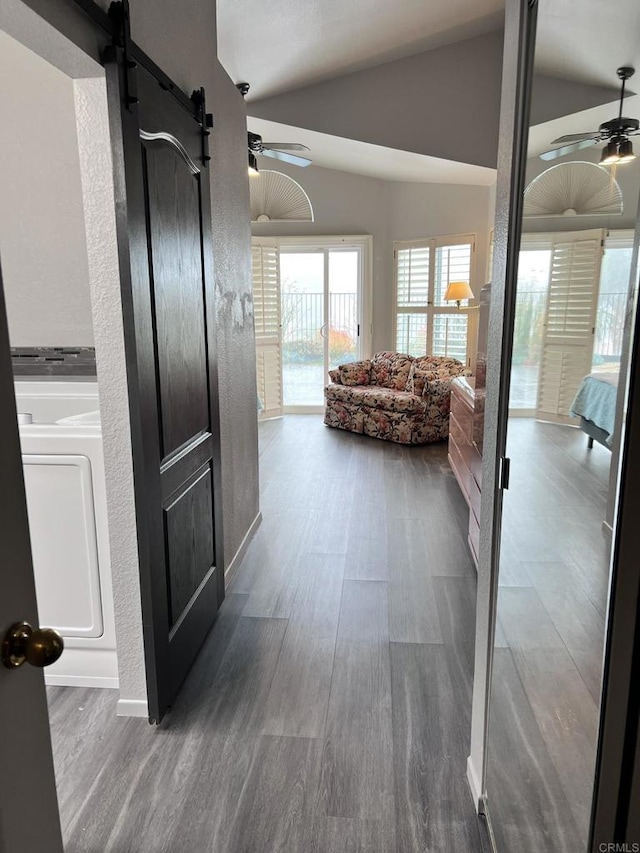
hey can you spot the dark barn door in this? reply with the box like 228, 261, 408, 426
106, 44, 224, 722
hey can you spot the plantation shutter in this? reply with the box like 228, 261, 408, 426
395, 242, 430, 356
536, 229, 604, 424
252, 239, 283, 419
394, 234, 475, 361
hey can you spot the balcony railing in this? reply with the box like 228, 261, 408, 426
281, 292, 358, 366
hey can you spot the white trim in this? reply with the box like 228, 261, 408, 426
45, 674, 118, 689
116, 698, 148, 718
283, 406, 324, 415
224, 512, 262, 587
467, 755, 483, 812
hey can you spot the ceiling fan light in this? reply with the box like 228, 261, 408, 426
617, 138, 636, 163
600, 140, 620, 166
248, 151, 259, 176
600, 140, 620, 165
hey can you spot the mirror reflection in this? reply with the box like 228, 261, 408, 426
485, 4, 640, 851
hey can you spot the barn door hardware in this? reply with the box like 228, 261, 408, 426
108, 0, 138, 110
191, 88, 213, 166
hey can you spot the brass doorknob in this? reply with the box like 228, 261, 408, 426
2, 622, 64, 669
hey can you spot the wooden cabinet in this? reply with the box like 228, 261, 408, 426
448, 377, 485, 568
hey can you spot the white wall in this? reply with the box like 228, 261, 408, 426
252, 162, 494, 354
0, 29, 93, 346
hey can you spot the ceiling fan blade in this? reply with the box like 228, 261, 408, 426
539, 138, 598, 161
549, 132, 599, 144
262, 143, 311, 152
259, 148, 312, 167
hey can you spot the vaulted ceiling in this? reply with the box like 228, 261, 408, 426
217, 0, 504, 101
217, 0, 640, 183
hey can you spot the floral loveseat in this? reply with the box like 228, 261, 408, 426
324, 351, 468, 445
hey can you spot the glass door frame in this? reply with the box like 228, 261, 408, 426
470, 0, 640, 849
277, 235, 373, 414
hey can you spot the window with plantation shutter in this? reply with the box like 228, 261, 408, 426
536, 229, 605, 424
252, 239, 283, 418
394, 234, 475, 362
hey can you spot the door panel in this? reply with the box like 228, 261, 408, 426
0, 263, 63, 851
165, 465, 214, 626
106, 50, 223, 721
145, 143, 209, 457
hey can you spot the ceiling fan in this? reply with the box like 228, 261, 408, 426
539, 66, 638, 164
248, 131, 312, 169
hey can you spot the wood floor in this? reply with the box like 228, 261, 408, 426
47, 415, 483, 852
487, 418, 611, 853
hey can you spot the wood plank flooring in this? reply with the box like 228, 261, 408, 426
487, 418, 610, 853
48, 415, 483, 852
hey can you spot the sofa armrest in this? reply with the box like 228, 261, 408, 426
423, 376, 455, 411
328, 369, 342, 384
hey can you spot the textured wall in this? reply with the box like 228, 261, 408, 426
74, 77, 146, 709
0, 30, 94, 346
210, 61, 261, 568
252, 161, 493, 354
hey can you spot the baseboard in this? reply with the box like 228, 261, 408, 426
467, 755, 483, 812
225, 511, 262, 587
45, 674, 119, 689
116, 698, 149, 718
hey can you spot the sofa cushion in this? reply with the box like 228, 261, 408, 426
407, 365, 437, 397
370, 351, 413, 390
325, 383, 426, 414
338, 359, 371, 386
414, 355, 466, 377
328, 368, 341, 383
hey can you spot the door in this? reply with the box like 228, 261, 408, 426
279, 244, 363, 409
0, 264, 63, 852
106, 50, 224, 721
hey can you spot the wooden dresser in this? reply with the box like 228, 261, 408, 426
448, 376, 485, 568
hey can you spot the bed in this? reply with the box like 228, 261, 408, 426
570, 372, 619, 449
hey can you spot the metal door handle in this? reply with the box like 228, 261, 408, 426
2, 622, 64, 669
319, 323, 327, 338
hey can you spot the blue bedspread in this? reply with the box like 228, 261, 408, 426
570, 373, 618, 446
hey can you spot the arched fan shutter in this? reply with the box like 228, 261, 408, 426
524, 162, 623, 218
250, 170, 314, 222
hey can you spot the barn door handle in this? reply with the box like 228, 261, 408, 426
2, 622, 64, 669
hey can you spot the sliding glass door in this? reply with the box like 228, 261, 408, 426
280, 244, 363, 410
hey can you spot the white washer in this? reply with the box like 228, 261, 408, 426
15, 381, 118, 688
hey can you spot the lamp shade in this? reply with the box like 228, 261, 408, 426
444, 281, 474, 303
